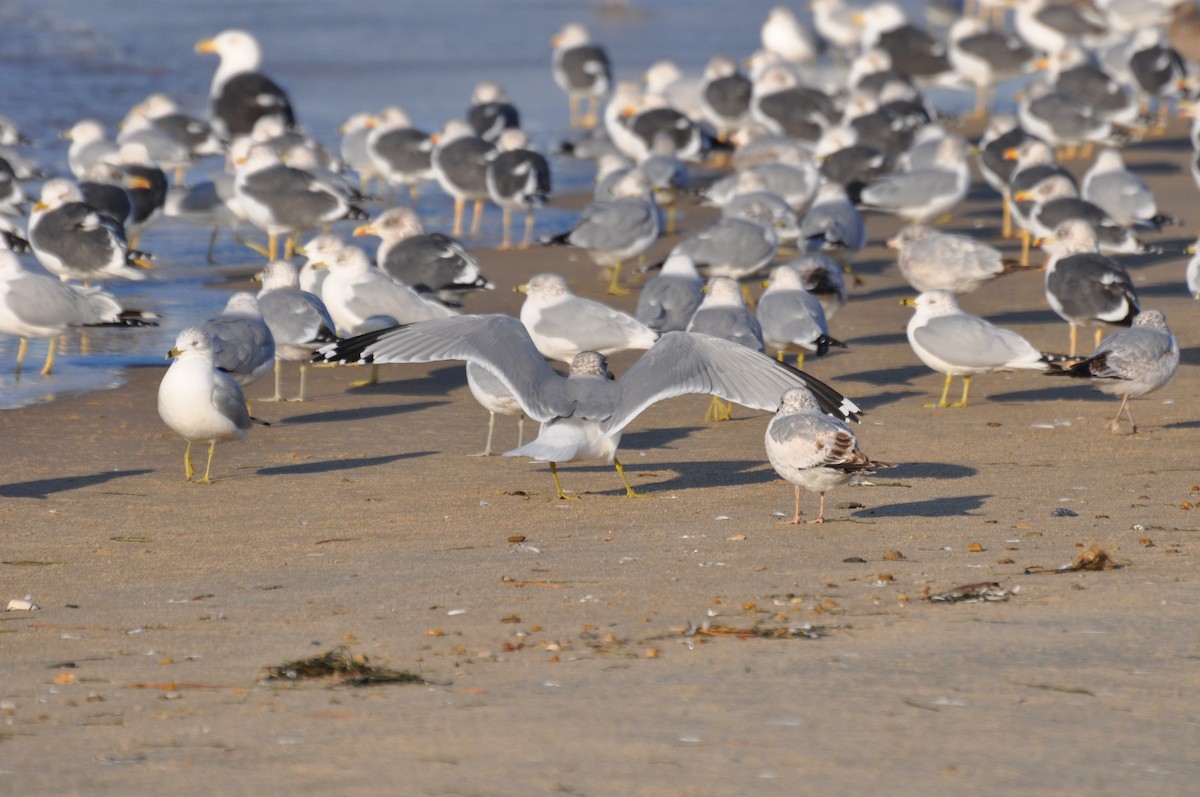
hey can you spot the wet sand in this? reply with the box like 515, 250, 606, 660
3, 123, 1200, 795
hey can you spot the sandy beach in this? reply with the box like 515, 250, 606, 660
3, 116, 1200, 795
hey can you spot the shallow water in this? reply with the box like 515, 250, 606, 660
0, 0, 997, 408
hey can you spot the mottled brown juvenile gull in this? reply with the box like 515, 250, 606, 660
516, 272, 657, 364
887, 225, 1027, 294
1044, 309, 1178, 433
316, 315, 860, 499
195, 29, 295, 140
766, 386, 881, 525
158, 326, 252, 484
0, 250, 155, 375
353, 207, 493, 306
902, 290, 1063, 408
552, 23, 612, 128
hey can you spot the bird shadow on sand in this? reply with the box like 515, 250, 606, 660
256, 452, 433, 476
988, 385, 1109, 403
980, 308, 1064, 327
839, 364, 924, 386
0, 469, 154, 499
852, 494, 991, 518
884, 462, 977, 480
841, 330, 908, 347
852, 284, 914, 304
552, 458, 775, 496
1180, 346, 1200, 368
279, 400, 449, 425
343, 365, 467, 397
621, 426, 706, 450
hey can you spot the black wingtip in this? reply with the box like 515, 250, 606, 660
774, 356, 863, 424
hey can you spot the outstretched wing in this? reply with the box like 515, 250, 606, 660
314, 314, 571, 422
602, 331, 861, 435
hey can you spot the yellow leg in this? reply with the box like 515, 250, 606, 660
704, 395, 733, 422
284, 234, 296, 260
794, 352, 806, 370
1001, 194, 1012, 239
183, 441, 195, 482
15, 338, 28, 374
666, 206, 677, 236
950, 375, 971, 408
195, 441, 217, 485
613, 458, 646, 498
268, 233, 278, 262
521, 212, 535, 249
1069, 325, 1078, 358
499, 208, 513, 250
605, 262, 630, 295
568, 95, 581, 128
39, 336, 57, 376
1094, 327, 1102, 349
234, 233, 270, 258
925, 373, 954, 409
549, 462, 579, 500
776, 350, 785, 362
452, 198, 465, 236
409, 184, 420, 205
1079, 140, 1094, 160
1019, 229, 1031, 266
470, 199, 485, 236
581, 97, 598, 129
352, 364, 380, 387
297, 363, 309, 402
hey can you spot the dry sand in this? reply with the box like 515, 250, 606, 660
3, 123, 1200, 796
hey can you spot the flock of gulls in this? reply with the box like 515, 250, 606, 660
0, 1, 1197, 522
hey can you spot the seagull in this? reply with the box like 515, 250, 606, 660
338, 112, 379, 195
686, 276, 765, 422
1044, 309, 1178, 433
366, 106, 434, 204
353, 207, 493, 306
0, 250, 156, 375
256, 260, 337, 401
1038, 218, 1139, 356
516, 272, 657, 364
204, 292, 275, 389
431, 119, 495, 237
635, 251, 704, 334
486, 129, 551, 250
766, 386, 882, 525
887, 224, 1029, 294
29, 179, 153, 283
466, 80, 521, 143
315, 314, 861, 499
902, 290, 1064, 408
465, 360, 527, 458
62, 119, 119, 179
552, 23, 612, 128
234, 142, 368, 261
758, 264, 845, 368
859, 136, 972, 224
544, 170, 660, 296
1081, 148, 1175, 229
800, 182, 866, 254
195, 29, 295, 140
158, 326, 253, 484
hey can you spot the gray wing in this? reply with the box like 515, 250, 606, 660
7, 272, 121, 328
686, 306, 764, 352
862, 169, 959, 209
911, 234, 1005, 280
258, 288, 336, 347
758, 290, 828, 348
677, 218, 773, 267
242, 166, 346, 226
1083, 171, 1155, 223
316, 314, 572, 422
568, 197, 656, 251
913, 314, 1038, 368
1089, 327, 1174, 380
635, 275, 704, 332
532, 296, 656, 353
602, 331, 861, 434
207, 317, 275, 375
212, 371, 252, 432
800, 201, 864, 249
344, 270, 457, 327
